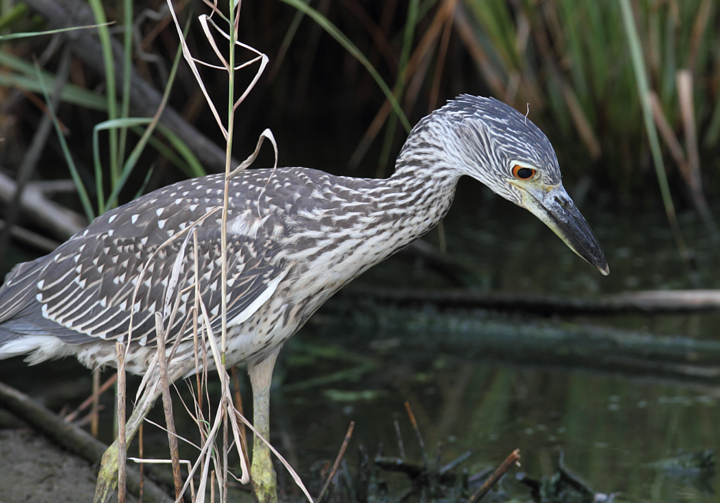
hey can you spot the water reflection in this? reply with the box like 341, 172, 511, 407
282, 329, 718, 501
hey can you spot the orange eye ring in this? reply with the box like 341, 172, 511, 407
512, 165, 537, 180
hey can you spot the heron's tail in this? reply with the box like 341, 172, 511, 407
0, 258, 50, 360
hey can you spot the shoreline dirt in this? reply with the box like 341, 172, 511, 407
0, 428, 138, 503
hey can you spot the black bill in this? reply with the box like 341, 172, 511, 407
519, 184, 609, 276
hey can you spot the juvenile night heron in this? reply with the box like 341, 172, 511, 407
0, 95, 607, 502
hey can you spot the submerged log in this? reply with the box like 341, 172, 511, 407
338, 287, 720, 315
313, 300, 720, 383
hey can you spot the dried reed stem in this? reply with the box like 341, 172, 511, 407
317, 421, 355, 502
65, 374, 117, 423
154, 314, 183, 500
466, 449, 520, 503
404, 401, 428, 466
116, 342, 127, 503
91, 370, 100, 437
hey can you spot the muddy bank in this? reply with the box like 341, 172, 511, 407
0, 429, 136, 503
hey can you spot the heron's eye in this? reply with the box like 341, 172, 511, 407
512, 165, 537, 180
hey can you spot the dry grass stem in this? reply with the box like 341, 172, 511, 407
404, 401, 428, 465
64, 374, 117, 423
650, 92, 690, 174
154, 314, 183, 500
230, 367, 249, 466
317, 421, 355, 502
467, 449, 521, 503
139, 422, 145, 503
677, 71, 718, 239
116, 342, 127, 503
159, 3, 305, 502
165, 0, 268, 138
91, 369, 100, 437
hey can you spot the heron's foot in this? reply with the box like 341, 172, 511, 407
93, 441, 120, 503
251, 441, 278, 503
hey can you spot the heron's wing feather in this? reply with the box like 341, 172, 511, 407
3, 225, 288, 348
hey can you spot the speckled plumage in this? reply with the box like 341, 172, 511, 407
0, 95, 605, 376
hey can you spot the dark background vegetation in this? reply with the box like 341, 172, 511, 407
1, 0, 720, 268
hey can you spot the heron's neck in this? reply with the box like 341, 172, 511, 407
276, 159, 461, 301
364, 155, 461, 260
391, 160, 459, 219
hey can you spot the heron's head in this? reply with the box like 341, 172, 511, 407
414, 94, 609, 275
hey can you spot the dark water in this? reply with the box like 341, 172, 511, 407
1, 200, 718, 501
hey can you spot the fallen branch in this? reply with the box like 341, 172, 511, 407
0, 170, 86, 240
0, 218, 60, 252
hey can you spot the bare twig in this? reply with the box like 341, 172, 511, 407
64, 374, 117, 423
317, 421, 355, 502
91, 371, 100, 438
404, 402, 428, 466
467, 449, 520, 503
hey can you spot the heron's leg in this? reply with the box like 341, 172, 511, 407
248, 348, 281, 503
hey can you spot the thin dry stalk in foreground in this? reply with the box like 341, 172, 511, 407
466, 449, 521, 503
92, 369, 100, 436
404, 401, 429, 466
64, 373, 117, 423
154, 314, 183, 500
317, 421, 355, 502
231, 366, 250, 471
116, 342, 127, 503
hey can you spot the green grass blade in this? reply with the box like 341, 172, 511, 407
379, 0, 419, 170
280, 0, 411, 132
35, 65, 95, 221
0, 71, 107, 110
87, 0, 119, 185
619, 0, 687, 258
92, 122, 106, 214
104, 16, 198, 209
0, 21, 113, 41
118, 0, 133, 171
134, 127, 201, 177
